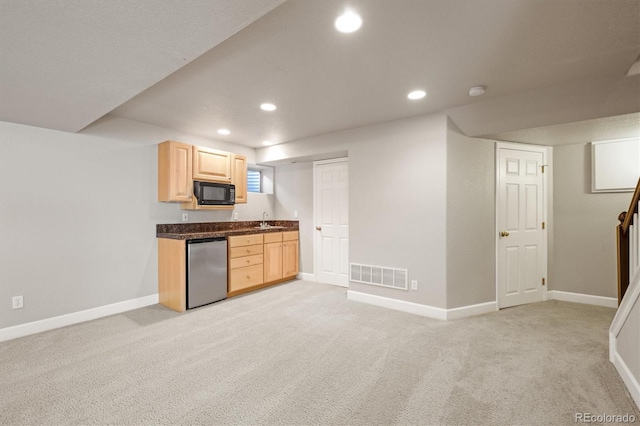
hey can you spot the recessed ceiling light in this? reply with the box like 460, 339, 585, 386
260, 103, 277, 111
217, 128, 230, 135
468, 85, 486, 97
407, 90, 426, 100
262, 140, 273, 146
335, 10, 362, 33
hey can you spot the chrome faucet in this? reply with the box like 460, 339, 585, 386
262, 212, 268, 229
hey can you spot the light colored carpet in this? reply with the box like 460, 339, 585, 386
1, 280, 638, 426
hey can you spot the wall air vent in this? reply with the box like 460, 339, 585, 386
350, 263, 408, 290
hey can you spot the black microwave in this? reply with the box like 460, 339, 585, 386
193, 181, 235, 205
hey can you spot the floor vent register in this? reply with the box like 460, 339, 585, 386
350, 263, 408, 290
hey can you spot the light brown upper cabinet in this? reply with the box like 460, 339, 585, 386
158, 141, 193, 202
231, 154, 248, 204
158, 141, 247, 209
193, 146, 231, 183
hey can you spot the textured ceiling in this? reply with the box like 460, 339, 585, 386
2, 0, 639, 146
487, 112, 640, 146
111, 0, 640, 147
0, 0, 284, 132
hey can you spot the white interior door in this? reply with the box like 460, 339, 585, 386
314, 159, 349, 287
497, 145, 547, 308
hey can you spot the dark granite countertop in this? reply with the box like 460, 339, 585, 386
157, 220, 299, 240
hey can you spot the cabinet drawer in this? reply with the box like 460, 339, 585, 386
229, 254, 263, 269
228, 234, 264, 248
229, 244, 263, 258
229, 264, 263, 292
264, 232, 282, 243
283, 231, 299, 241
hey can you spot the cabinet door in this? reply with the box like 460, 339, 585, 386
193, 146, 231, 182
282, 240, 299, 278
231, 154, 247, 204
264, 242, 283, 283
158, 141, 192, 202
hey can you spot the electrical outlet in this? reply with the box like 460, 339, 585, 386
233, 211, 238, 221
411, 280, 418, 291
182, 213, 189, 222
293, 210, 299, 219
12, 295, 23, 309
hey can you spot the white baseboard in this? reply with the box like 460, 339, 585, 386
611, 272, 640, 336
348, 290, 447, 320
446, 301, 498, 320
297, 273, 349, 287
0, 294, 159, 342
609, 331, 617, 363
613, 347, 640, 409
297, 272, 315, 282
548, 290, 617, 308
347, 291, 497, 321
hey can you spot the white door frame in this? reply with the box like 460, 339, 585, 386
313, 157, 349, 285
495, 142, 552, 309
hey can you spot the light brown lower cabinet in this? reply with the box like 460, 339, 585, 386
228, 263, 263, 293
158, 231, 300, 312
263, 232, 283, 283
228, 234, 264, 296
228, 231, 299, 297
283, 239, 299, 278
158, 238, 187, 312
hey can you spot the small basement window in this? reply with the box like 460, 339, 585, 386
247, 169, 261, 193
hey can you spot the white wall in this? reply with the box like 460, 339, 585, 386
446, 122, 496, 308
0, 116, 272, 329
259, 113, 449, 309
551, 143, 629, 298
274, 162, 313, 273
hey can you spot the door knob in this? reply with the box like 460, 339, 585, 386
500, 231, 510, 237
316, 226, 322, 231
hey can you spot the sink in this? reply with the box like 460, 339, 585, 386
254, 225, 285, 230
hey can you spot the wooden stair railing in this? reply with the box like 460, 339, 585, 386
616, 177, 640, 305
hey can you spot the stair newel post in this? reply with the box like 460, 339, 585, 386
617, 212, 629, 306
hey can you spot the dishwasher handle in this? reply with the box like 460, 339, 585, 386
187, 237, 227, 245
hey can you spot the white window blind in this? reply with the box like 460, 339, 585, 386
247, 169, 261, 193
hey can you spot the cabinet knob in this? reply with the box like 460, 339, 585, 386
316, 226, 322, 231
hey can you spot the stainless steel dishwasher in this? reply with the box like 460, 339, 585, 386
186, 237, 227, 309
